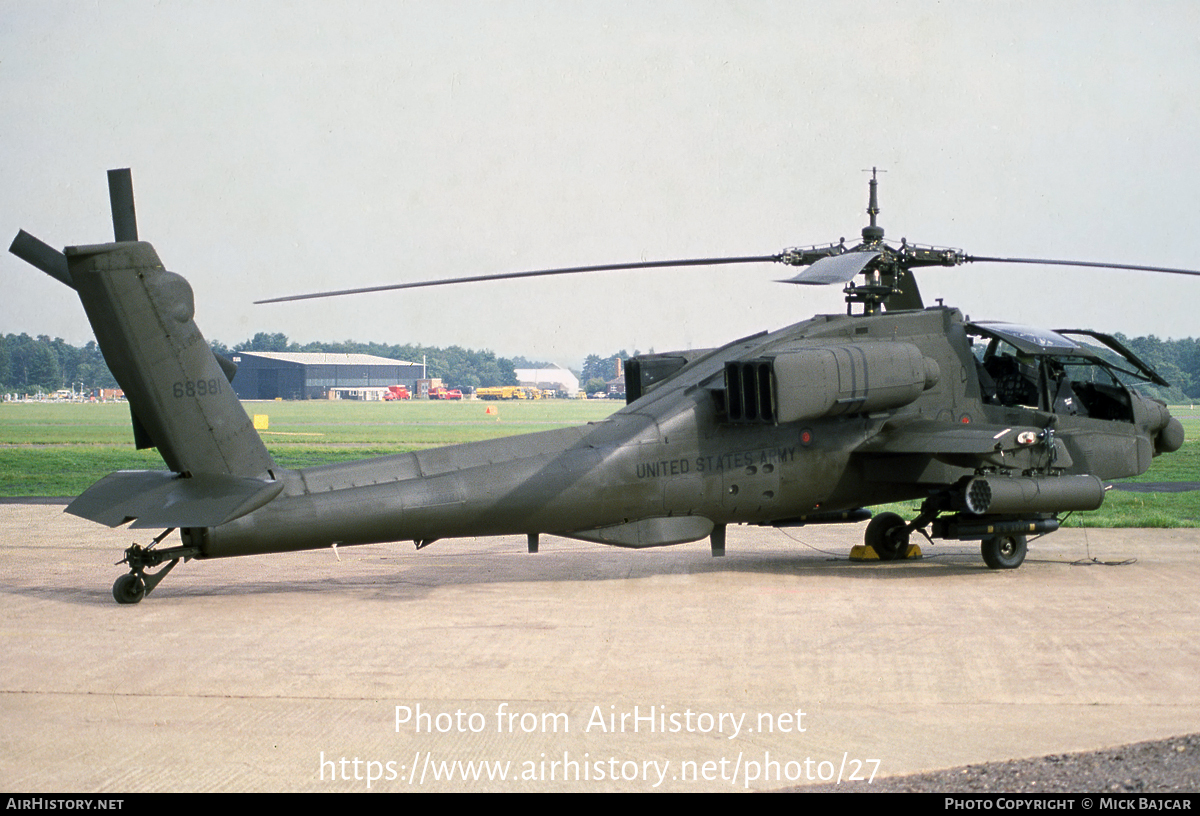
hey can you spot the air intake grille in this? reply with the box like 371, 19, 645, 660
724, 361, 775, 423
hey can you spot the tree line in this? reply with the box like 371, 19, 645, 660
581, 351, 632, 395
0, 331, 524, 394
1, 334, 120, 394
1117, 335, 1200, 402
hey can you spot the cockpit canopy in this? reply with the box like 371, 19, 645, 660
967, 322, 1169, 419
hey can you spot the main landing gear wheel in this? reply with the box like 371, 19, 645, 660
981, 534, 1027, 569
866, 512, 910, 561
113, 573, 147, 604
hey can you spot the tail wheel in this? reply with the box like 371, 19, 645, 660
866, 512, 910, 561
113, 573, 147, 604
981, 534, 1027, 569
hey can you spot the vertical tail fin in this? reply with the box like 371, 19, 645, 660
66, 240, 276, 479
10, 170, 282, 529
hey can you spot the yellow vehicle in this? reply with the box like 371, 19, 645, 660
476, 386, 527, 400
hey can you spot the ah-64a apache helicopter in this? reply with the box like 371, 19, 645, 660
9, 169, 1191, 603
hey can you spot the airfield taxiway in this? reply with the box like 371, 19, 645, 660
2, 503, 1198, 792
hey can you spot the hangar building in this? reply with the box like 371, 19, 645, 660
230, 351, 423, 400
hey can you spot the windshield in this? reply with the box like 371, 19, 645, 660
969, 328, 1138, 420
1055, 330, 1169, 387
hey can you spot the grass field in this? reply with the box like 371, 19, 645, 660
0, 399, 618, 495
1, 399, 1196, 527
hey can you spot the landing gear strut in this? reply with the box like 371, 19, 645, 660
112, 529, 200, 604
861, 492, 1050, 570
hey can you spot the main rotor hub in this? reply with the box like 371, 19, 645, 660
861, 224, 885, 243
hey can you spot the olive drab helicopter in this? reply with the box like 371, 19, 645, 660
8, 169, 1191, 603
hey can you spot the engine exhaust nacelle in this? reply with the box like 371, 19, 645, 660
725, 342, 940, 424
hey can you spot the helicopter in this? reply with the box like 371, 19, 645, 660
8, 169, 1190, 604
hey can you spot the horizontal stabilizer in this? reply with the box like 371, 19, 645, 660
67, 471, 284, 529
562, 516, 713, 548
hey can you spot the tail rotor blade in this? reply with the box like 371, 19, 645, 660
107, 168, 138, 242
9, 229, 72, 288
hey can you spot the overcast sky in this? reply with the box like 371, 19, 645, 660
3, 1, 1198, 368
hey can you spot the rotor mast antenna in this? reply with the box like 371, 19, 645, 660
861, 167, 885, 243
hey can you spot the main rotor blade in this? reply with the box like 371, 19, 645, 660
965, 255, 1200, 277
255, 254, 782, 304
107, 168, 138, 242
